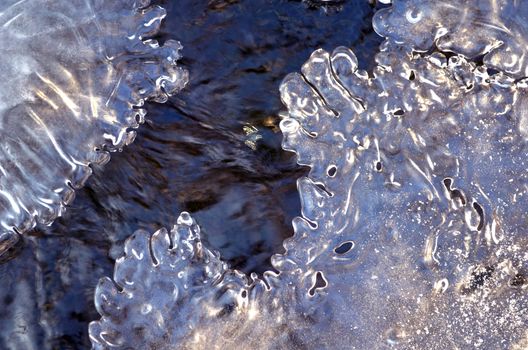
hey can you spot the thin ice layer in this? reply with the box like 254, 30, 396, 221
0, 0, 188, 253
373, 0, 528, 78
89, 38, 527, 350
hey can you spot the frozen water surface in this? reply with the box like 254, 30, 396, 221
90, 1, 527, 349
0, 0, 187, 254
1, 2, 382, 348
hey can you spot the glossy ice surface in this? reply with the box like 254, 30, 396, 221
0, 2, 382, 348
90, 1, 527, 349
0, 0, 187, 253
374, 0, 528, 78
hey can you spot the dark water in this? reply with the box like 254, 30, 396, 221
0, 1, 383, 348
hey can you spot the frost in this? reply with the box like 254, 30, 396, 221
90, 2, 527, 349
0, 0, 188, 254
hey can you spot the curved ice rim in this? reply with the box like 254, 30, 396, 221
0, 1, 188, 256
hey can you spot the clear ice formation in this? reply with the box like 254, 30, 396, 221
90, 1, 527, 349
0, 0, 188, 254
373, 0, 528, 78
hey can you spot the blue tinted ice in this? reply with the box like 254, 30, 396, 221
90, 1, 527, 349
0, 0, 188, 254
373, 0, 528, 78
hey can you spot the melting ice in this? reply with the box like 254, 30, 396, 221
0, 0, 188, 254
88, 0, 527, 349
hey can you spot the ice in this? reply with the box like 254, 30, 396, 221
277, 43, 528, 348
373, 0, 528, 78
0, 0, 188, 254
90, 2, 527, 349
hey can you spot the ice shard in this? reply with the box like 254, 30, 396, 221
0, 0, 188, 254
90, 1, 527, 349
